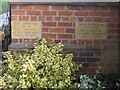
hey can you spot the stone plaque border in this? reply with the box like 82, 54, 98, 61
75, 22, 107, 40
11, 21, 42, 39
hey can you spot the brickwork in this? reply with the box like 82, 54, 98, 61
10, 4, 119, 75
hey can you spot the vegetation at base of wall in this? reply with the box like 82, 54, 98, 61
0, 38, 82, 89
78, 67, 106, 90
0, 37, 119, 89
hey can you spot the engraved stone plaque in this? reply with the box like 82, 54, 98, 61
12, 21, 41, 38
76, 22, 107, 39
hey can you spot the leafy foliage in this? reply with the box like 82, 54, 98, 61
78, 67, 106, 90
0, 0, 9, 14
0, 38, 81, 89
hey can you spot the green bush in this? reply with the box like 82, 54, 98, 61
0, 38, 81, 89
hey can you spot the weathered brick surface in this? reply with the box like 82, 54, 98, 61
58, 11, 73, 16
22, 16, 29, 21
34, 5, 49, 11
43, 11, 56, 16
19, 5, 33, 10
27, 10, 41, 15
50, 6, 65, 10
42, 22, 56, 27
10, 4, 119, 75
58, 34, 73, 39
11, 16, 18, 21
11, 10, 25, 15
50, 28, 64, 33
58, 22, 73, 27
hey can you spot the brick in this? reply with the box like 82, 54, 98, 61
42, 33, 49, 38
93, 40, 101, 44
11, 10, 25, 15
34, 5, 49, 10
73, 34, 75, 39
118, 23, 120, 28
101, 7, 109, 11
50, 28, 64, 33
42, 22, 56, 27
118, 30, 120, 34
108, 29, 118, 34
77, 17, 84, 22
101, 12, 116, 17
107, 23, 118, 28
101, 40, 107, 44
38, 16, 45, 21
58, 11, 73, 16
79, 52, 94, 57
12, 38, 18, 43
58, 22, 72, 27
105, 17, 118, 22
85, 40, 93, 45
54, 17, 61, 21
62, 17, 68, 21
42, 33, 56, 39
11, 5, 18, 9
31, 39, 36, 43
95, 51, 102, 57
89, 63, 103, 69
89, 12, 101, 16
82, 63, 89, 68
31, 16, 37, 21
81, 6, 94, 11
109, 7, 118, 11
66, 28, 75, 33
46, 17, 53, 21
94, 7, 108, 11
86, 58, 101, 62
24, 39, 30, 43
88, 68, 98, 74
62, 40, 69, 44
55, 40, 61, 43
85, 17, 92, 22
19, 16, 22, 21
43, 11, 56, 16
42, 28, 49, 32
70, 40, 77, 44
19, 5, 33, 10
11, 16, 18, 21
58, 34, 72, 39
72, 57, 85, 63
66, 6, 80, 10
27, 11, 41, 15
22, 16, 29, 21
78, 40, 84, 45
49, 34, 56, 38
74, 11, 88, 16
93, 17, 104, 22
19, 39, 22, 43
85, 47, 101, 52
50, 6, 65, 10
69, 17, 76, 22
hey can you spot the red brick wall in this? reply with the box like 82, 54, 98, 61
10, 4, 119, 75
